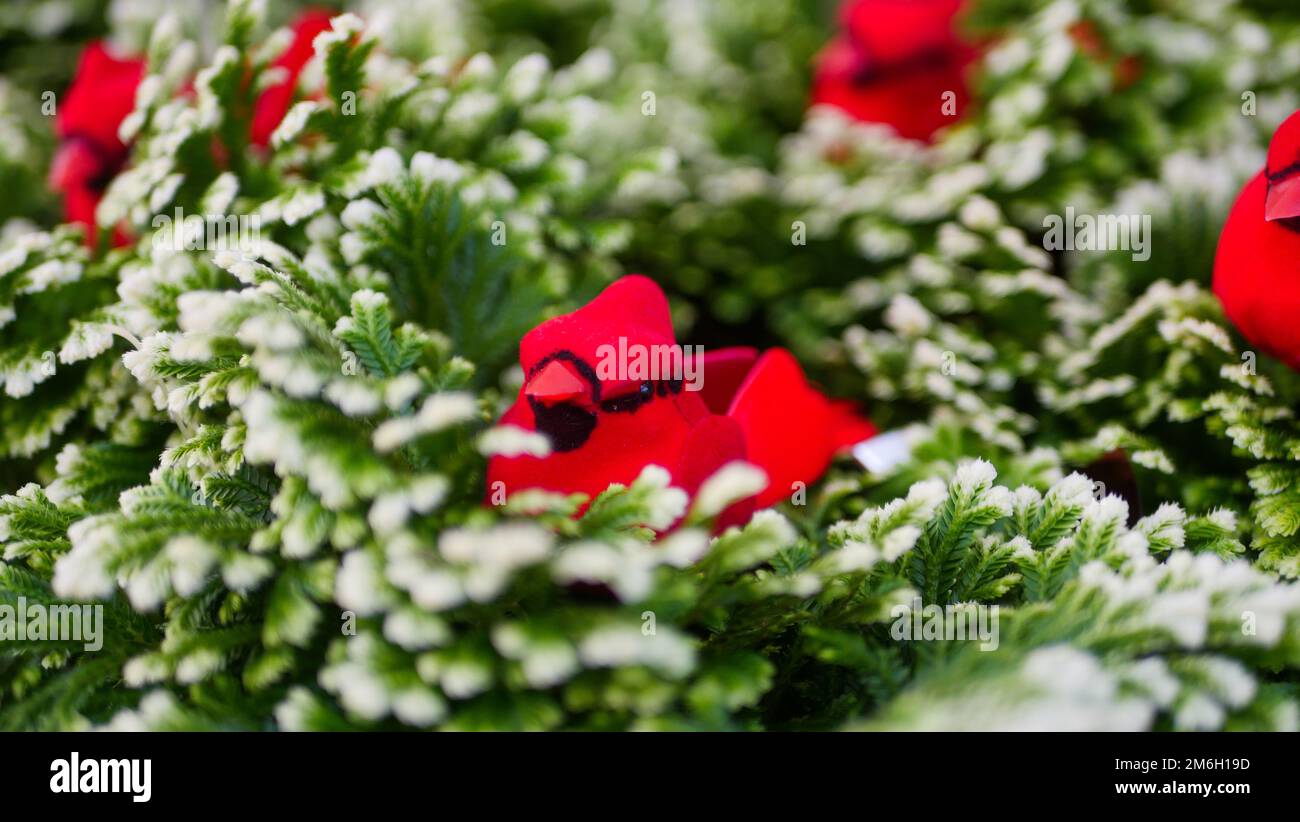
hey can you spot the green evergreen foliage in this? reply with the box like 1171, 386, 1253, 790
1, 0, 1299, 730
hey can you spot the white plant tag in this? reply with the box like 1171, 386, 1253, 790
852, 428, 916, 474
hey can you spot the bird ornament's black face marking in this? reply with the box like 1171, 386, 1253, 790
57, 134, 124, 194
850, 47, 954, 89
530, 400, 598, 453
526, 351, 600, 452
525, 350, 685, 452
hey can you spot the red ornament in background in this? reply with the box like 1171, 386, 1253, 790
51, 41, 145, 246
1213, 109, 1300, 371
250, 9, 335, 147
811, 0, 976, 142
486, 276, 876, 527
52, 10, 336, 246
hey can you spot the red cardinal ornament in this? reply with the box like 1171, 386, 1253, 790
51, 41, 146, 246
1214, 109, 1300, 371
486, 276, 876, 526
811, 0, 977, 142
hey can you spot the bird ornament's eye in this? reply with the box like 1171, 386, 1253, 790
599, 379, 654, 413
